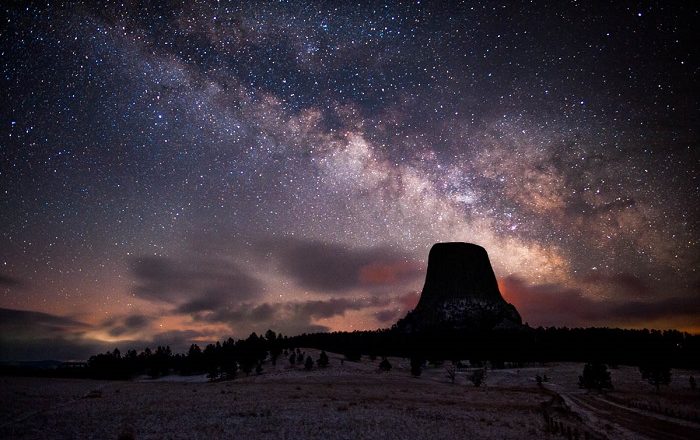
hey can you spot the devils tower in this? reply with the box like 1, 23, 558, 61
398, 243, 522, 332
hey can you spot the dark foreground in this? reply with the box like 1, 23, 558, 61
1, 358, 698, 439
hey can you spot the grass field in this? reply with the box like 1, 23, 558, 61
1, 352, 698, 439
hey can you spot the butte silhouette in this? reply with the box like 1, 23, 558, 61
397, 242, 522, 333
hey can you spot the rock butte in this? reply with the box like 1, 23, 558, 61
399, 242, 522, 332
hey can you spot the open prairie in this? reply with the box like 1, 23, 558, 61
1, 353, 698, 439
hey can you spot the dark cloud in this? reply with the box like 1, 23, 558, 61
501, 276, 700, 328
501, 277, 605, 327
396, 291, 421, 310
610, 297, 700, 322
197, 302, 277, 323
580, 272, 651, 297
288, 296, 389, 319
175, 294, 227, 314
189, 295, 396, 337
0, 308, 212, 361
108, 327, 128, 337
0, 336, 108, 363
272, 238, 422, 293
0, 308, 97, 361
198, 296, 390, 324
105, 314, 151, 337
0, 274, 22, 288
0, 307, 88, 335
375, 308, 401, 323
147, 330, 209, 353
201, 301, 330, 336
124, 314, 149, 329
130, 255, 263, 308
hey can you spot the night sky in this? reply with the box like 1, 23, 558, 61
1, 1, 698, 361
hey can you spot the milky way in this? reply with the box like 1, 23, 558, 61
1, 1, 698, 360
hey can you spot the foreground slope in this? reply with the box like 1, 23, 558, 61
2, 353, 699, 439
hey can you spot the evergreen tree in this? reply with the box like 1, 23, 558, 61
304, 355, 314, 370
578, 362, 613, 390
410, 356, 422, 377
639, 362, 671, 393
185, 344, 203, 374
469, 368, 486, 387
379, 357, 392, 372
317, 350, 329, 368
344, 350, 361, 362
265, 329, 281, 366
446, 363, 456, 383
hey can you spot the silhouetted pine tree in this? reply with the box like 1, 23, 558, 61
469, 368, 486, 387
379, 357, 392, 372
410, 356, 422, 377
344, 349, 361, 362
304, 355, 313, 370
317, 350, 329, 368
446, 363, 456, 383
639, 362, 671, 393
266, 329, 281, 366
578, 362, 613, 390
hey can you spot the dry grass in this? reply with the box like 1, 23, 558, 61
1, 358, 697, 439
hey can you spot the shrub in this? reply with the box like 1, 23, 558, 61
446, 364, 456, 383
639, 362, 671, 393
317, 350, 329, 368
410, 356, 423, 377
379, 357, 392, 372
578, 362, 613, 390
344, 350, 361, 362
469, 368, 486, 387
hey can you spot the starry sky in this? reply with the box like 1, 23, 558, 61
1, 1, 698, 361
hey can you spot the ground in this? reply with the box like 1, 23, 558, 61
1, 352, 698, 439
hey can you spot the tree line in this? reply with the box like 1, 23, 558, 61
1, 326, 697, 379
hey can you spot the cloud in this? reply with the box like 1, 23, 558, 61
197, 296, 389, 323
189, 295, 396, 337
396, 291, 421, 310
0, 308, 210, 361
196, 302, 331, 336
0, 307, 89, 335
579, 272, 651, 298
0, 273, 22, 288
130, 255, 263, 309
375, 308, 401, 323
103, 314, 151, 337
288, 296, 389, 319
500, 277, 605, 327
175, 294, 228, 314
501, 276, 700, 328
147, 330, 210, 352
0, 336, 108, 363
272, 238, 422, 293
0, 308, 98, 361
610, 297, 700, 322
